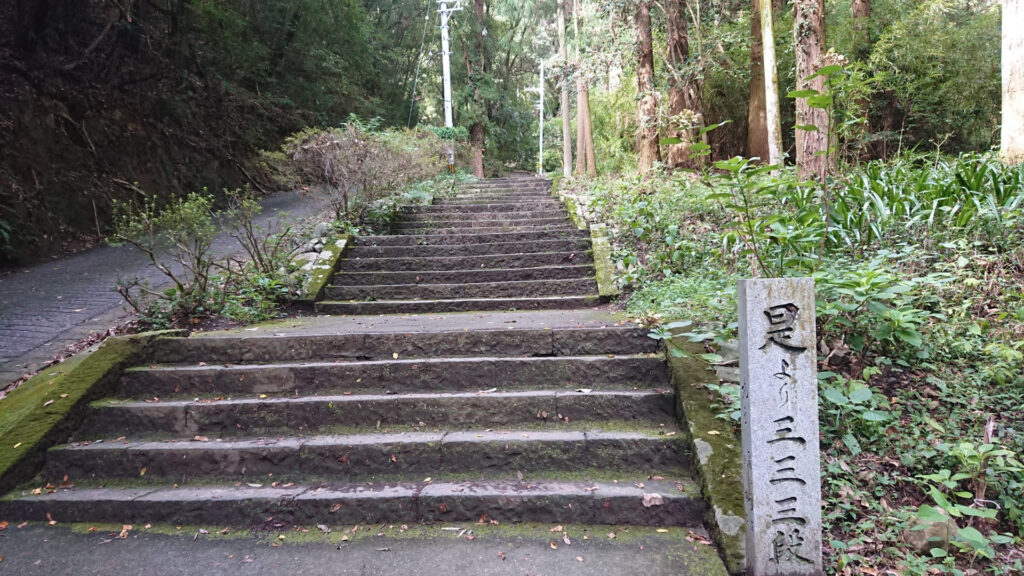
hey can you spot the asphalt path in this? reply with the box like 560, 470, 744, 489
0, 190, 325, 386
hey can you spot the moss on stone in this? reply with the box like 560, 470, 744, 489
0, 332, 172, 494
293, 235, 350, 303
589, 224, 619, 300
667, 345, 746, 575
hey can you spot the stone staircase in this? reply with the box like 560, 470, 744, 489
0, 177, 725, 572
316, 176, 601, 315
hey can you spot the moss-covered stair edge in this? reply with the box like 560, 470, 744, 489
667, 345, 745, 575
292, 235, 351, 304
0, 331, 178, 495
553, 184, 619, 300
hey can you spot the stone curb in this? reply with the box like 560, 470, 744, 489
292, 235, 350, 304
0, 331, 179, 494
554, 184, 620, 301
666, 344, 745, 576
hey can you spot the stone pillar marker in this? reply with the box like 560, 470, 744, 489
739, 278, 823, 575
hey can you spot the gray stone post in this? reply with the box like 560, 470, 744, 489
739, 278, 823, 575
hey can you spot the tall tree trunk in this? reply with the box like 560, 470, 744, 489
575, 0, 597, 176
794, 0, 829, 180
635, 0, 659, 172
581, 86, 597, 176
665, 0, 701, 169
850, 0, 871, 60
748, 0, 769, 160
470, 0, 486, 178
576, 80, 588, 174
558, 0, 573, 177
1003, 0, 1024, 164
761, 0, 784, 166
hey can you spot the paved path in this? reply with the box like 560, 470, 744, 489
0, 191, 325, 386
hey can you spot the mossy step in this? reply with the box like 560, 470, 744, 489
394, 216, 568, 228
2, 478, 703, 527
323, 278, 598, 301
315, 295, 602, 315
121, 355, 667, 397
44, 428, 690, 482
353, 229, 588, 247
336, 251, 593, 272
438, 195, 555, 203
348, 239, 591, 259
404, 202, 563, 213
149, 325, 658, 364
399, 211, 565, 223
333, 265, 595, 286
392, 224, 576, 235
84, 390, 676, 437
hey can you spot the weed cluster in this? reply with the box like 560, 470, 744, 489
563, 152, 1024, 573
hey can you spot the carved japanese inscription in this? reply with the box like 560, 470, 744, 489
739, 278, 823, 575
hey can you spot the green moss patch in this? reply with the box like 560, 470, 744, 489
667, 345, 745, 575
0, 332, 171, 494
293, 235, 350, 303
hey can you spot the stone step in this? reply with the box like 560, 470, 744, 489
438, 195, 554, 203
121, 355, 666, 397
85, 390, 676, 437
336, 251, 592, 272
392, 217, 571, 230
315, 295, 601, 315
147, 325, 657, 364
2, 478, 703, 527
323, 278, 597, 301
333, 264, 595, 286
392, 224, 577, 235
45, 428, 689, 482
405, 202, 564, 214
353, 229, 588, 247
400, 211, 564, 223
347, 239, 592, 259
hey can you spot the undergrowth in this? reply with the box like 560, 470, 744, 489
562, 151, 1024, 574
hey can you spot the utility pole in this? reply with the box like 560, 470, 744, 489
439, 1, 463, 172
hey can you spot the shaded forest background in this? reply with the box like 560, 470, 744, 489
0, 0, 428, 265
0, 0, 1003, 266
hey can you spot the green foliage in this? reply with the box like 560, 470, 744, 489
867, 0, 1001, 153
276, 118, 446, 227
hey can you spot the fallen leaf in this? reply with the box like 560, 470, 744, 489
656, 528, 669, 533
575, 556, 584, 562
706, 430, 720, 436
340, 535, 350, 542
392, 352, 399, 359
193, 436, 210, 442
0, 521, 6, 530
549, 541, 558, 550
120, 524, 132, 539
12, 443, 21, 449
46, 512, 57, 525
43, 400, 54, 407
246, 483, 263, 488
330, 503, 342, 513
139, 467, 147, 477
562, 534, 571, 545
642, 493, 664, 507
549, 525, 563, 532
497, 552, 507, 561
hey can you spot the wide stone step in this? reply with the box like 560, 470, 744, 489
354, 230, 587, 247
148, 325, 658, 364
2, 479, 703, 527
347, 239, 590, 259
336, 251, 592, 272
45, 429, 689, 481
121, 355, 667, 397
438, 195, 554, 204
392, 224, 577, 235
333, 264, 595, 286
400, 211, 563, 223
315, 295, 601, 315
405, 202, 563, 214
393, 216, 571, 230
86, 390, 675, 437
323, 278, 597, 301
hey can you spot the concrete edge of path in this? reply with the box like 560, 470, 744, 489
0, 331, 178, 494
667, 343, 746, 575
